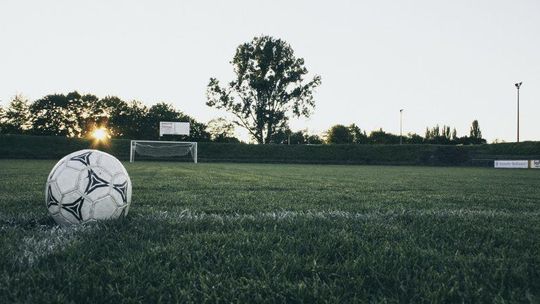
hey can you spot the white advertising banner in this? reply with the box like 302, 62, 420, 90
494, 160, 529, 169
159, 122, 190, 136
530, 160, 540, 169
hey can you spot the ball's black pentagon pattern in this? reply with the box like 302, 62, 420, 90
70, 151, 93, 166
61, 196, 84, 221
46, 185, 59, 208
85, 169, 110, 194
113, 181, 128, 204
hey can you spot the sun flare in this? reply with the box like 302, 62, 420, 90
91, 128, 108, 141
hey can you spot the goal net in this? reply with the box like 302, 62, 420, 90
130, 140, 197, 163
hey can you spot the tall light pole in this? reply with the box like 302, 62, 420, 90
399, 109, 404, 145
515, 82, 522, 143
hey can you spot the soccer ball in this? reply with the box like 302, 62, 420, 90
45, 149, 132, 225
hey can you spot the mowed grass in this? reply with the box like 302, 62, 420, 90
0, 160, 539, 303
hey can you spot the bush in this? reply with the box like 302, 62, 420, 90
1, 135, 539, 166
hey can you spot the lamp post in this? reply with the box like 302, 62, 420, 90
400, 109, 404, 145
515, 82, 522, 143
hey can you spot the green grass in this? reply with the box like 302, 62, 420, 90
0, 160, 539, 303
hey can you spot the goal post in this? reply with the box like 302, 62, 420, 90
130, 140, 197, 163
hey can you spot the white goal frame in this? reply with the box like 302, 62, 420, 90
130, 140, 197, 163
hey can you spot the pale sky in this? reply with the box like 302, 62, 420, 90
1, 0, 539, 142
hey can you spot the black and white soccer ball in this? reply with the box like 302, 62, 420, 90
45, 149, 132, 225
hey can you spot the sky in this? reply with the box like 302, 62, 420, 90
1, 0, 539, 142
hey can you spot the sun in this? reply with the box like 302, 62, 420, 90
91, 128, 109, 141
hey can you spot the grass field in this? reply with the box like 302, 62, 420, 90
1, 160, 539, 303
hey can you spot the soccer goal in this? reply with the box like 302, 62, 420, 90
130, 140, 197, 163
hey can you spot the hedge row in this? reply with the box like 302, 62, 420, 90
1, 135, 539, 166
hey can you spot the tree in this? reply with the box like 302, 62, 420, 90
467, 120, 486, 145
107, 100, 149, 138
369, 128, 400, 144
206, 35, 321, 144
326, 125, 352, 144
442, 125, 451, 140
2, 94, 32, 134
306, 134, 323, 144
74, 93, 102, 138
432, 125, 440, 138
470, 120, 482, 139
269, 128, 320, 145
97, 96, 129, 137
29, 92, 94, 136
424, 124, 455, 144
406, 133, 424, 144
269, 127, 291, 144
289, 131, 306, 144
29, 94, 65, 136
348, 124, 368, 144
207, 118, 239, 143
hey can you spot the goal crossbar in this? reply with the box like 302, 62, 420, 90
130, 140, 197, 163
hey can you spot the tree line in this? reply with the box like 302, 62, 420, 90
0, 92, 237, 142
0, 92, 485, 145
322, 121, 486, 145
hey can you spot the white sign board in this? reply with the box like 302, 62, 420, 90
530, 160, 540, 169
159, 122, 190, 136
494, 160, 528, 169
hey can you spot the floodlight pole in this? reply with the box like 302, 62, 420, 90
515, 82, 522, 143
399, 109, 404, 145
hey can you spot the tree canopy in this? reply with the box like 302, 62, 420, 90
2, 94, 31, 134
326, 125, 353, 144
470, 120, 482, 140
0, 89, 489, 146
324, 121, 486, 145
0, 92, 212, 142
207, 36, 321, 144
424, 121, 485, 145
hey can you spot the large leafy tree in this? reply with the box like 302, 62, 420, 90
206, 36, 321, 144
326, 125, 352, 144
2, 94, 32, 134
29, 91, 94, 137
348, 124, 368, 144
97, 96, 130, 137
108, 100, 149, 139
369, 129, 400, 144
74, 93, 103, 138
29, 94, 72, 136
